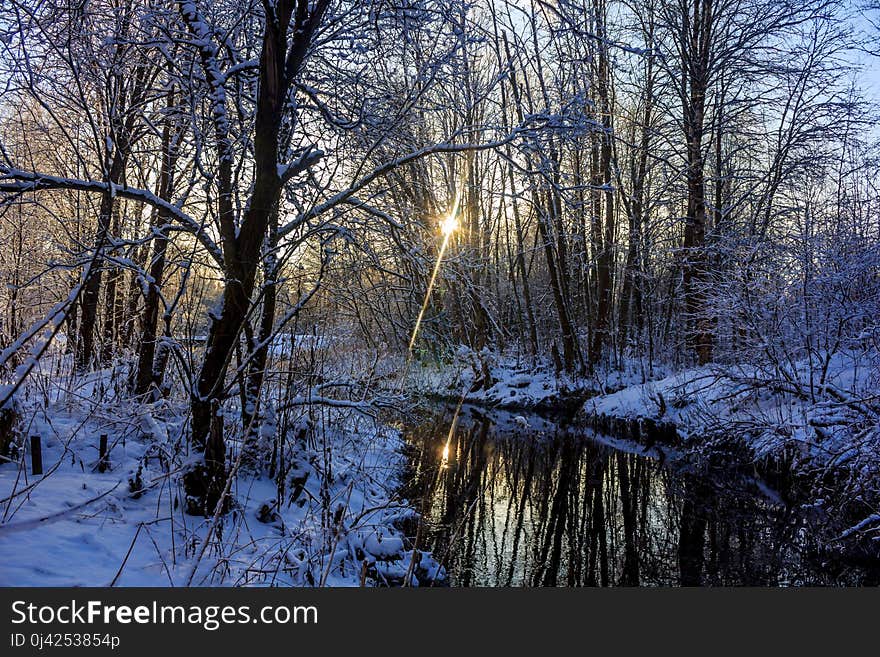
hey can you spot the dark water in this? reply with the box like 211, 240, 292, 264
400, 406, 880, 586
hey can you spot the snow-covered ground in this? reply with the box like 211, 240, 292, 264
0, 374, 442, 587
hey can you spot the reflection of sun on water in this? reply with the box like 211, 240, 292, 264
439, 393, 464, 469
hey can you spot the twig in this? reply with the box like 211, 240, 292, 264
0, 482, 120, 534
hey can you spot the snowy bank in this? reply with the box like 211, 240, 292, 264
400, 348, 659, 415
581, 351, 880, 537
0, 390, 443, 587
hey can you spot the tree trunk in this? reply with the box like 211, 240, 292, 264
76, 151, 125, 371
241, 209, 279, 464
680, 0, 714, 365
185, 0, 329, 514
134, 101, 178, 397
588, 0, 616, 368
618, 10, 655, 359
502, 33, 581, 372
100, 202, 124, 364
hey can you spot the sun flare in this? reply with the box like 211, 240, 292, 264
406, 194, 462, 354
440, 214, 459, 237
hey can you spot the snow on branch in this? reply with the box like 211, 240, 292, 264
0, 167, 224, 267
177, 0, 235, 167
277, 146, 324, 183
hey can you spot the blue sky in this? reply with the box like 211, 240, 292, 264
852, 7, 880, 103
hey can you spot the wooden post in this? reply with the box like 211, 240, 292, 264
30, 435, 42, 476
98, 434, 109, 472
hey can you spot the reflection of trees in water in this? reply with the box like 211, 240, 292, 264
404, 412, 878, 586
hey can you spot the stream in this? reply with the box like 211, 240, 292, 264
399, 405, 880, 586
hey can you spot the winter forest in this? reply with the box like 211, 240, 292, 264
0, 0, 879, 587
